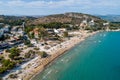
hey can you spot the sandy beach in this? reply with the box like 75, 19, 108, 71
29, 31, 98, 80
3, 31, 98, 80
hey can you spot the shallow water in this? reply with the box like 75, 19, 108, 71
32, 32, 120, 80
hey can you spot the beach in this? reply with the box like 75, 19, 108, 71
29, 31, 98, 80
32, 31, 120, 80
3, 30, 98, 80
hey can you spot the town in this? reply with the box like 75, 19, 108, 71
0, 13, 111, 80
1, 0, 120, 80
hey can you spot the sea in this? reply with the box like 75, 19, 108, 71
32, 31, 120, 80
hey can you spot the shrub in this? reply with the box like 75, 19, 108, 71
38, 51, 48, 58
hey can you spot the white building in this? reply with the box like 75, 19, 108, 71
103, 22, 109, 26
89, 20, 95, 26
54, 29, 59, 34
57, 28, 67, 32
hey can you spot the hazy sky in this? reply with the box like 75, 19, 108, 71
0, 0, 120, 15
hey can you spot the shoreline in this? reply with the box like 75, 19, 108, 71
3, 31, 99, 80
30, 41, 77, 80
29, 31, 98, 80
30, 49, 69, 80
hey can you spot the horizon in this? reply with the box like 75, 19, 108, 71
1, 12, 120, 17
0, 0, 120, 16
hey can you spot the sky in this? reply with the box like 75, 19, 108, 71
0, 0, 120, 15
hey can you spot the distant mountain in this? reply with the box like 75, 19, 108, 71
97, 15, 120, 22
0, 15, 36, 21
28, 12, 105, 25
0, 15, 36, 26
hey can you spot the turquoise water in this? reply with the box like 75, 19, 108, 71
33, 32, 120, 80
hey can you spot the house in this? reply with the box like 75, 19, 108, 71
29, 28, 40, 39
46, 29, 54, 34
3, 25, 10, 32
80, 20, 88, 29
17, 28, 24, 36
57, 28, 67, 33
103, 22, 109, 26
11, 27, 18, 35
69, 24, 73, 28
30, 39, 38, 46
0, 25, 10, 38
103, 22, 110, 31
89, 20, 95, 26
0, 43, 9, 49
53, 29, 59, 34
33, 28, 39, 39
8, 39, 23, 46
11, 26, 19, 31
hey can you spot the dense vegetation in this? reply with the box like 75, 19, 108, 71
0, 47, 21, 74
0, 57, 15, 74
25, 22, 69, 31
8, 47, 20, 60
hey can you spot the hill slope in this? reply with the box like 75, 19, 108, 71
0, 15, 36, 26
97, 15, 120, 22
28, 12, 105, 25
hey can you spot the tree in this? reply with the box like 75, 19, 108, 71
2, 59, 11, 66
23, 40, 33, 47
28, 32, 34, 39
25, 50, 35, 58
25, 26, 34, 34
9, 74, 18, 79
38, 51, 48, 58
0, 59, 15, 74
63, 31, 69, 37
0, 67, 6, 74
0, 56, 4, 63
38, 27, 48, 40
1, 59, 15, 70
9, 47, 20, 59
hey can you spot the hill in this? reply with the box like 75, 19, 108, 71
97, 15, 120, 22
0, 15, 36, 26
27, 12, 106, 25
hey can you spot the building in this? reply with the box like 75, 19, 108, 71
103, 22, 109, 26
2, 25, 10, 32
57, 28, 67, 32
47, 29, 54, 34
0, 43, 9, 49
80, 20, 88, 30
17, 28, 24, 36
103, 22, 110, 31
89, 20, 95, 26
33, 28, 39, 39
53, 29, 59, 34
